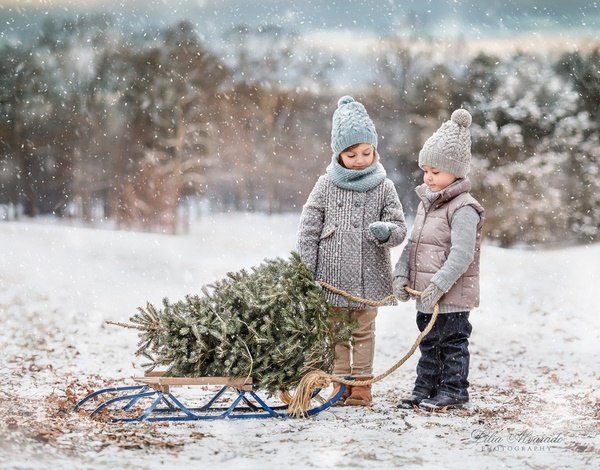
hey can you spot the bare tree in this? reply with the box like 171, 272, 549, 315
91, 21, 228, 232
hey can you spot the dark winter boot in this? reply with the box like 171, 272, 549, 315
397, 388, 431, 409
419, 393, 468, 411
344, 376, 373, 406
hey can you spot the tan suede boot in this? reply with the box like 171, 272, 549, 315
344, 376, 372, 406
329, 382, 351, 406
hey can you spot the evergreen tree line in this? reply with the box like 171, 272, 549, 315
1, 15, 598, 246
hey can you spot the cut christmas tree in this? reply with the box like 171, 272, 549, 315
117, 252, 352, 396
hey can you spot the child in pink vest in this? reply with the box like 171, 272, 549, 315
393, 109, 485, 410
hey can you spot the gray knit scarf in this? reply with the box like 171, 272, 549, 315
326, 156, 387, 192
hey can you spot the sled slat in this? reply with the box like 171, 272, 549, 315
133, 376, 254, 391
144, 371, 167, 377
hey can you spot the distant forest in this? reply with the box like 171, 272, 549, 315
1, 15, 599, 246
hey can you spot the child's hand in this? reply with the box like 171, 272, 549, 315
368, 222, 394, 242
392, 276, 410, 302
420, 283, 444, 311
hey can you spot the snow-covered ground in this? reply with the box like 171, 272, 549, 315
1, 213, 598, 469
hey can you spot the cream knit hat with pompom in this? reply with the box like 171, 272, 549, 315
418, 109, 472, 178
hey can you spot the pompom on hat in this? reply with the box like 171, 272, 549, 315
331, 95, 378, 157
418, 109, 473, 178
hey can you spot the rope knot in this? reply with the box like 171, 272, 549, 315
287, 370, 332, 417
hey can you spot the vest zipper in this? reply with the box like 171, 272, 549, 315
411, 204, 430, 290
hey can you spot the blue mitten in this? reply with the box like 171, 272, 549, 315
420, 283, 444, 312
368, 222, 395, 242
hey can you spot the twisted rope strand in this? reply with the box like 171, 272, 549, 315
287, 285, 439, 417
318, 280, 397, 307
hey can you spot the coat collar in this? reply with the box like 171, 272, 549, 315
416, 178, 472, 210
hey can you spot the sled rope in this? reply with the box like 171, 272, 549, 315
287, 285, 439, 417
318, 281, 397, 307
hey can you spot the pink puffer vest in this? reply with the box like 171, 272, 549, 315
409, 180, 485, 309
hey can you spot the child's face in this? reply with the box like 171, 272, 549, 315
422, 165, 458, 192
339, 143, 375, 170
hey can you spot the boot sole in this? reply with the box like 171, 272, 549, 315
331, 398, 350, 407
419, 402, 464, 411
344, 398, 371, 406
397, 401, 421, 409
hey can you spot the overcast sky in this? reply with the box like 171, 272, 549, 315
1, 0, 598, 40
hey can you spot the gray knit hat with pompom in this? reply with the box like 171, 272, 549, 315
418, 109, 472, 178
331, 95, 378, 157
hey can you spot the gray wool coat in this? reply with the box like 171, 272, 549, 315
297, 175, 407, 308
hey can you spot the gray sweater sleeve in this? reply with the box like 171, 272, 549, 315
430, 205, 480, 292
393, 238, 412, 279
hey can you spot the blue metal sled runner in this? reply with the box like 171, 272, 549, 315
75, 372, 345, 421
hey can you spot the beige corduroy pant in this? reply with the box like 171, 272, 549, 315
331, 308, 377, 377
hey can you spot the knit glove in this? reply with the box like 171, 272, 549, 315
392, 276, 410, 302
420, 283, 444, 312
368, 222, 395, 242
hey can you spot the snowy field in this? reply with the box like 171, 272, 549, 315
1, 212, 598, 469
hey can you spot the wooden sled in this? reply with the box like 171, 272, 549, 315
75, 371, 345, 422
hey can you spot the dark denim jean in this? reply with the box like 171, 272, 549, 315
413, 311, 472, 401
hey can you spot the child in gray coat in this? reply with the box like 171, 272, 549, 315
297, 96, 406, 406
393, 109, 485, 411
